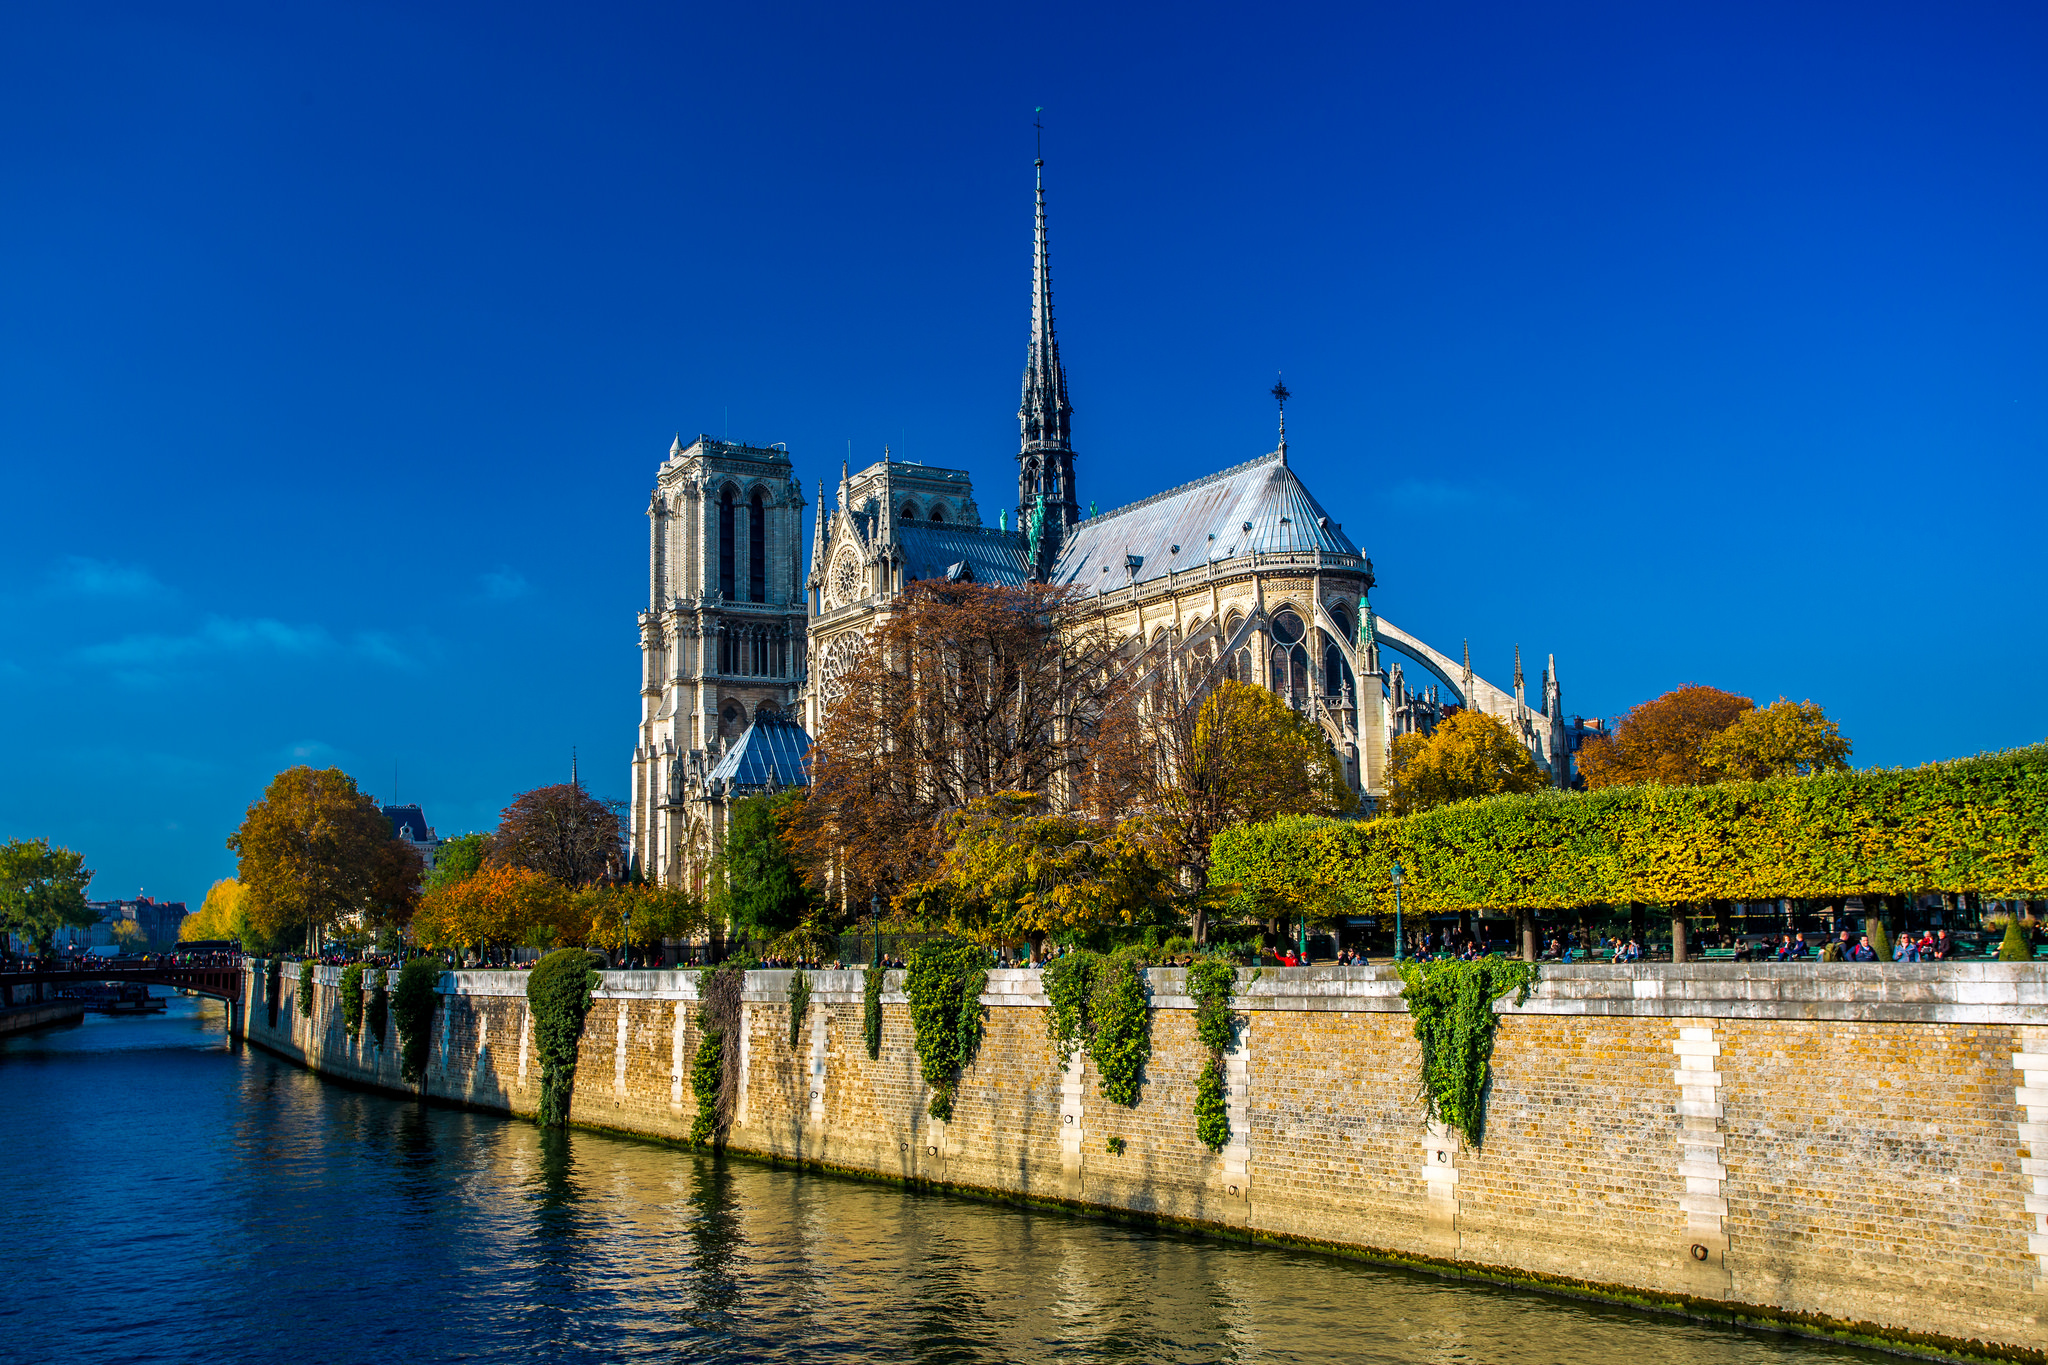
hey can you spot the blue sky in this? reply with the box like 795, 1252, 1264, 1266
3, 0, 2044, 906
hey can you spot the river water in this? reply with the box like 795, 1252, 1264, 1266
0, 994, 1888, 1365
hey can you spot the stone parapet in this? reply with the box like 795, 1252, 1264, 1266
236, 958, 2048, 1360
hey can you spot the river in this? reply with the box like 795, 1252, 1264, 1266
0, 993, 1890, 1365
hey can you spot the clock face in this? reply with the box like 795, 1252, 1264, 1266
833, 555, 861, 602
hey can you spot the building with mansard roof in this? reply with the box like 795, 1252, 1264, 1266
630, 151, 1574, 890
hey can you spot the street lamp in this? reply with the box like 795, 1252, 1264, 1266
621, 901, 633, 969
870, 893, 881, 967
1391, 861, 1406, 963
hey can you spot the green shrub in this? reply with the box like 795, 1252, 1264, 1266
392, 956, 444, 1086
526, 948, 601, 1127
904, 938, 989, 1120
1998, 917, 2033, 962
1396, 957, 1536, 1148
339, 962, 366, 1038
1867, 916, 1892, 963
297, 959, 315, 1018
687, 1027, 724, 1145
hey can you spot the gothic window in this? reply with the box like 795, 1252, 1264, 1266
718, 488, 736, 599
832, 553, 860, 603
930, 505, 944, 522
1269, 609, 1309, 704
749, 489, 767, 602
1327, 602, 1353, 642
900, 501, 917, 522
1322, 635, 1354, 698
819, 634, 864, 710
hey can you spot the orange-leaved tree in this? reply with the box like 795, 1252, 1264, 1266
1577, 685, 1754, 789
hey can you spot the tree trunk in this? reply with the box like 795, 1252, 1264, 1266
1671, 912, 1689, 963
1519, 908, 1537, 962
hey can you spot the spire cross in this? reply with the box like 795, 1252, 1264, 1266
1271, 375, 1290, 453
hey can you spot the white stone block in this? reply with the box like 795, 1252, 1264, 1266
1672, 1070, 1723, 1087
1672, 1039, 1722, 1057
1679, 1193, 1729, 1216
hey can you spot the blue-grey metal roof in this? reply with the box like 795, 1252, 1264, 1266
707, 715, 812, 792
898, 524, 1033, 587
382, 804, 431, 842
1048, 452, 1361, 593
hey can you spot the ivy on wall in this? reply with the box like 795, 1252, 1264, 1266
527, 948, 600, 1128
366, 977, 389, 1049
297, 959, 315, 1018
904, 938, 988, 1121
1041, 947, 1152, 1109
392, 956, 443, 1086
689, 959, 747, 1146
787, 969, 811, 1052
1212, 742, 2048, 916
339, 962, 366, 1039
1396, 957, 1535, 1148
1185, 957, 1241, 1152
863, 965, 884, 1060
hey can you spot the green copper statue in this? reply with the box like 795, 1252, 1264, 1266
1025, 495, 1046, 564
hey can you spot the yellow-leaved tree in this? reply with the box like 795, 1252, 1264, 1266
1387, 709, 1548, 815
904, 792, 1167, 951
1701, 698, 1852, 780
181, 878, 257, 943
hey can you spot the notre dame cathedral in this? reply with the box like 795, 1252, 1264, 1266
629, 154, 1574, 889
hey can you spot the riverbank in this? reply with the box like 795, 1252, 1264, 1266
239, 960, 2048, 1363
0, 999, 84, 1035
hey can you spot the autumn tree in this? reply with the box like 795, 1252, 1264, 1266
1577, 685, 1755, 789
181, 878, 256, 945
227, 767, 422, 952
1116, 670, 1357, 940
492, 783, 623, 887
412, 863, 579, 956
1701, 698, 1852, 780
1387, 709, 1548, 815
0, 837, 96, 954
790, 580, 1135, 907
902, 793, 1167, 951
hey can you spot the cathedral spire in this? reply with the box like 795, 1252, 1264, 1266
1017, 117, 1078, 576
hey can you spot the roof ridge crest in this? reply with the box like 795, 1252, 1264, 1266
1083, 450, 1286, 524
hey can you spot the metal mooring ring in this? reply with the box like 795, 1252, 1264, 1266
1436, 1150, 1448, 1164
1691, 1244, 1710, 1261
927, 1145, 937, 1156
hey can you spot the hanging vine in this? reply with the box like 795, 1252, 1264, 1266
339, 962, 366, 1039
527, 948, 601, 1128
297, 959, 315, 1018
1186, 957, 1241, 1151
904, 938, 988, 1120
366, 976, 389, 1049
1396, 957, 1537, 1148
1040, 947, 1153, 1109
787, 969, 811, 1052
863, 963, 884, 1060
689, 958, 748, 1146
392, 956, 443, 1086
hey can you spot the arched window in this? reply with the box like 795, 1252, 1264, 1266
749, 489, 767, 602
900, 501, 918, 522
1269, 609, 1310, 704
717, 488, 736, 599
930, 505, 945, 522
1322, 635, 1355, 698
1327, 602, 1353, 643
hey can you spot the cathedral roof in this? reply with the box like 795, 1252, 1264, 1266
706, 714, 812, 794
899, 523, 1033, 587
1047, 451, 1362, 593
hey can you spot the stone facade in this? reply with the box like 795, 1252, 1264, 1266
242, 960, 2048, 1357
629, 436, 809, 890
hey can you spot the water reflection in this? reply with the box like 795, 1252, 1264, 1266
0, 997, 1891, 1365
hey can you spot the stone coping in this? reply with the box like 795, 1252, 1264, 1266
276, 960, 2048, 1024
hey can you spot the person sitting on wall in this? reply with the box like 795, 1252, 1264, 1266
1848, 935, 1877, 961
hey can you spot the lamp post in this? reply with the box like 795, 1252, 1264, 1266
870, 892, 881, 968
1391, 861, 1406, 963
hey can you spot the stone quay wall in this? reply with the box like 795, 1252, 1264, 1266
238, 960, 2048, 1359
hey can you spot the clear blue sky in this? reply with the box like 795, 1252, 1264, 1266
3, 0, 2043, 907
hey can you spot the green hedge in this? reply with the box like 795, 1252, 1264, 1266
1212, 743, 2048, 914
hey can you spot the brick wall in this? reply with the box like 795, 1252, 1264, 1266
239, 960, 2048, 1357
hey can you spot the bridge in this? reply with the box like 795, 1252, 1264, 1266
0, 958, 244, 1010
